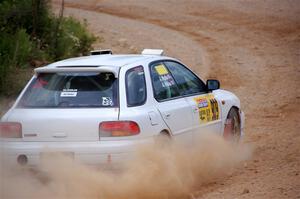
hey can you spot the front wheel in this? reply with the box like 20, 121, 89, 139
223, 108, 241, 142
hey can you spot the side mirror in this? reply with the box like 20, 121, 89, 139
207, 79, 220, 91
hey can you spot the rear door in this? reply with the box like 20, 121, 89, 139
12, 71, 119, 141
164, 61, 222, 134
149, 62, 194, 141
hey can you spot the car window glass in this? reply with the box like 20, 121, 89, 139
18, 72, 118, 108
164, 61, 206, 95
126, 66, 147, 106
150, 62, 180, 101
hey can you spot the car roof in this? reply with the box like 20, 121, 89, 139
46, 54, 155, 68
34, 54, 176, 77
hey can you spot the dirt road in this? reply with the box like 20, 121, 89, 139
43, 0, 300, 198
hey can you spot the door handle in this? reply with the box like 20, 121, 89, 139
148, 111, 159, 125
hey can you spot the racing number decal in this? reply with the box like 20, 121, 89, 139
155, 64, 169, 75
194, 95, 219, 123
154, 64, 176, 88
210, 98, 219, 120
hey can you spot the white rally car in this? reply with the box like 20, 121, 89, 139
0, 49, 244, 166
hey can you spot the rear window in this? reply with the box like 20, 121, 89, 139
18, 72, 118, 108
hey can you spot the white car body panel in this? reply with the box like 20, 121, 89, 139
45, 54, 152, 68
35, 66, 120, 78
1, 138, 154, 166
184, 94, 222, 135
0, 52, 245, 167
154, 98, 195, 143
213, 89, 244, 136
6, 108, 119, 141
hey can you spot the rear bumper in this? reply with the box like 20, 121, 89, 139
0, 138, 154, 167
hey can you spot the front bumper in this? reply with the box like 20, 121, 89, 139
0, 138, 154, 167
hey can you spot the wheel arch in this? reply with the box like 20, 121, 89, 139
213, 89, 243, 136
229, 106, 240, 118
160, 129, 172, 137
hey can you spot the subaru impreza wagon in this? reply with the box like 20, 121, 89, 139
0, 49, 244, 166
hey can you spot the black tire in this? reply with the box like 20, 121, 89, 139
224, 107, 241, 142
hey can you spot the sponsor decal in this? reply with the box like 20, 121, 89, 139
102, 97, 113, 106
197, 98, 208, 108
194, 95, 219, 123
155, 64, 169, 75
159, 74, 176, 87
154, 64, 176, 87
60, 89, 78, 97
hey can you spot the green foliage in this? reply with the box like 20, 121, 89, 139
0, 0, 97, 96
0, 29, 32, 93
49, 17, 96, 60
13, 29, 33, 67
0, 0, 52, 39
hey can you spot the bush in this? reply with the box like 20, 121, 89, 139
0, 29, 32, 94
48, 17, 96, 60
0, 0, 97, 96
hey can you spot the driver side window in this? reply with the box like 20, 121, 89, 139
164, 61, 206, 95
150, 62, 180, 101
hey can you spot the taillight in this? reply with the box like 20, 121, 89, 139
0, 122, 22, 138
99, 121, 140, 137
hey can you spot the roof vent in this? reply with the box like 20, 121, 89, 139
90, 49, 113, 55
141, 49, 164, 56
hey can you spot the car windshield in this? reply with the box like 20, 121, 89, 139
18, 72, 118, 108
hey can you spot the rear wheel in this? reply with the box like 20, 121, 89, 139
223, 108, 241, 142
155, 130, 171, 147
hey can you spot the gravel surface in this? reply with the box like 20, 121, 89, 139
3, 1, 299, 198
55, 1, 300, 198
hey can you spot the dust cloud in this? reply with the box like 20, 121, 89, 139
0, 133, 252, 199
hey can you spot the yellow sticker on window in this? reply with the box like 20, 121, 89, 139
155, 64, 169, 75
194, 94, 219, 123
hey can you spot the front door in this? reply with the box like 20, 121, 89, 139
149, 62, 194, 143
185, 93, 222, 134
163, 61, 222, 136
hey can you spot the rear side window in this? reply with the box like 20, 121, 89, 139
18, 72, 118, 108
150, 62, 180, 101
126, 66, 146, 107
